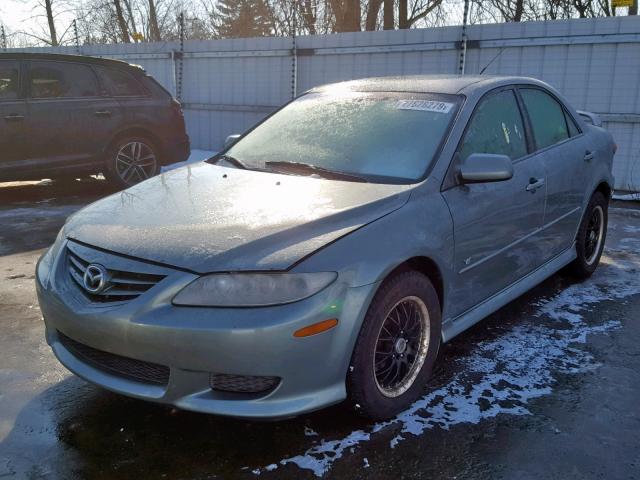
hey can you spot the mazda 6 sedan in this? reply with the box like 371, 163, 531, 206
36, 75, 615, 420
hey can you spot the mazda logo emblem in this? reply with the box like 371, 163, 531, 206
83, 264, 108, 294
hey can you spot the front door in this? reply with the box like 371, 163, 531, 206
442, 88, 547, 318
0, 59, 29, 180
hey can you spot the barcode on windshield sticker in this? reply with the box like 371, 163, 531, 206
396, 100, 454, 113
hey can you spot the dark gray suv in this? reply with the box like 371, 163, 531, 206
0, 53, 190, 188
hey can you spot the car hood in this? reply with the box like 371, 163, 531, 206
64, 163, 413, 273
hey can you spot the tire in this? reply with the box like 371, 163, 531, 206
347, 270, 442, 421
567, 191, 608, 279
103, 136, 160, 189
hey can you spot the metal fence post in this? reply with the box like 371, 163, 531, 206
291, 1, 298, 99
458, 0, 470, 74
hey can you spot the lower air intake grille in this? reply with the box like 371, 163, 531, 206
58, 331, 170, 386
209, 373, 280, 393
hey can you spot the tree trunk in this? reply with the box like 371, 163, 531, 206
514, 0, 524, 21
122, 0, 139, 40
398, 0, 408, 28
630, 0, 638, 15
44, 0, 58, 46
301, 0, 317, 34
113, 0, 131, 43
383, 0, 394, 29
148, 0, 161, 41
365, 0, 382, 30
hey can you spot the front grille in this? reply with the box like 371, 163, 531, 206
58, 331, 170, 385
209, 373, 280, 393
67, 246, 165, 303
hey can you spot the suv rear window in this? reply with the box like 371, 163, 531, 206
29, 61, 98, 98
0, 61, 20, 100
97, 66, 146, 96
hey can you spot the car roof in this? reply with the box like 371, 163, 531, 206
0, 52, 141, 71
310, 75, 547, 96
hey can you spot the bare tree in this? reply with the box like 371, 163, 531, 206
113, 0, 131, 41
44, 0, 58, 44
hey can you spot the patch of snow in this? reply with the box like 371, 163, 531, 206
304, 426, 319, 437
253, 250, 640, 478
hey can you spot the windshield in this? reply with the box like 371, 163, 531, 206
217, 90, 461, 183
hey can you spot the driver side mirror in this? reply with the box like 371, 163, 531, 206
224, 134, 241, 148
459, 153, 514, 184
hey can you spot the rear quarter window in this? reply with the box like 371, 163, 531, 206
97, 66, 146, 96
520, 88, 569, 149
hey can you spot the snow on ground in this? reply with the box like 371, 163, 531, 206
161, 150, 216, 173
251, 225, 640, 477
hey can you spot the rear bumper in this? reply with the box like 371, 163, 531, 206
162, 136, 190, 165
35, 244, 377, 419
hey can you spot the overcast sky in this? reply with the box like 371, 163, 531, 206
1, 0, 74, 37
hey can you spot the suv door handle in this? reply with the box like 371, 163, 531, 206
4, 114, 24, 122
526, 178, 545, 192
94, 110, 112, 117
584, 150, 594, 162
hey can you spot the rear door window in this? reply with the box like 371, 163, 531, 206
29, 61, 99, 98
0, 61, 20, 100
520, 88, 569, 149
97, 66, 146, 96
458, 89, 528, 162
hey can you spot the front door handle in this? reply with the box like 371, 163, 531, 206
94, 110, 112, 117
4, 114, 24, 122
584, 150, 594, 162
526, 178, 545, 192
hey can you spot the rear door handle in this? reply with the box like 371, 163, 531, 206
584, 150, 594, 162
4, 114, 24, 122
94, 110, 112, 117
526, 178, 545, 192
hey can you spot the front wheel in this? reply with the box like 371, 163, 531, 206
567, 191, 608, 279
347, 271, 441, 420
104, 137, 160, 189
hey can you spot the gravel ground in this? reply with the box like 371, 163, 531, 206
0, 178, 639, 480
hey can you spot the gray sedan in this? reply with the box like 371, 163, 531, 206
36, 75, 615, 420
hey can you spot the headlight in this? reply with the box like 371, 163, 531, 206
172, 272, 337, 307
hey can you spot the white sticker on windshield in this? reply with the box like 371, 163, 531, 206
396, 100, 454, 113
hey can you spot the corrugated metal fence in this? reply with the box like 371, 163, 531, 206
12, 16, 640, 192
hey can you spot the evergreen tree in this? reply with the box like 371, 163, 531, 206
215, 0, 274, 38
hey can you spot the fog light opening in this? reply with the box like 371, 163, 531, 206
294, 318, 339, 338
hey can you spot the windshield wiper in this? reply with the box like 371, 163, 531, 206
265, 161, 369, 183
209, 154, 248, 170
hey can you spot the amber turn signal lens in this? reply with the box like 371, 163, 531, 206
294, 318, 338, 338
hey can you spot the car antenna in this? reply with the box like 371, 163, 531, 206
479, 48, 505, 75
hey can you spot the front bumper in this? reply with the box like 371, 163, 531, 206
36, 242, 377, 419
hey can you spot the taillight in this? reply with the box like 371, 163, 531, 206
171, 98, 184, 117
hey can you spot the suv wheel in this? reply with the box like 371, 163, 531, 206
347, 271, 441, 420
567, 191, 608, 279
104, 136, 159, 189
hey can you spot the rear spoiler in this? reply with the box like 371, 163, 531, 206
576, 110, 603, 127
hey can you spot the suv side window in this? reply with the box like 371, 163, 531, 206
459, 89, 527, 162
0, 61, 20, 100
520, 88, 569, 149
97, 66, 145, 96
29, 61, 98, 99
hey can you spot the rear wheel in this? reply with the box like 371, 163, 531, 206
347, 271, 441, 420
567, 191, 608, 279
104, 136, 159, 189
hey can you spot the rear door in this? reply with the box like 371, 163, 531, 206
442, 87, 547, 318
0, 59, 29, 180
518, 87, 588, 256
25, 60, 103, 176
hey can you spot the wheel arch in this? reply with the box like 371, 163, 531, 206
102, 127, 164, 163
595, 180, 612, 200
383, 256, 444, 312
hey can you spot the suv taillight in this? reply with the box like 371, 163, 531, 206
171, 98, 184, 117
